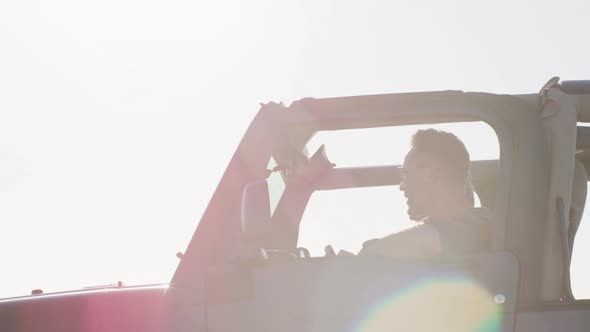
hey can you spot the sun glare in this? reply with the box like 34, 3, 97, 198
355, 275, 502, 332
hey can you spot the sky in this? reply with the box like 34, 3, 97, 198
1, 0, 590, 299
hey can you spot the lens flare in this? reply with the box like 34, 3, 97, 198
353, 275, 502, 332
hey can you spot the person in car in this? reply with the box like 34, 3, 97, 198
360, 129, 492, 258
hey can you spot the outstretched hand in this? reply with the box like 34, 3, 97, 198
287, 145, 335, 187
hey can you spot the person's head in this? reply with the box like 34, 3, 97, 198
400, 129, 471, 221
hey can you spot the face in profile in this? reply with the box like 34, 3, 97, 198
399, 149, 437, 221
400, 129, 471, 220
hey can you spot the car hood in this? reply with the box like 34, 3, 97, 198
0, 284, 172, 332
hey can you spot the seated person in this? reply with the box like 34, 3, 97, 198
360, 129, 492, 258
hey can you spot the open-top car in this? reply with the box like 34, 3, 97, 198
2, 78, 590, 331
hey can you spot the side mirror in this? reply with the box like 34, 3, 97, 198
241, 179, 271, 236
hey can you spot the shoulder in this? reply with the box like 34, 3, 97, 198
423, 208, 492, 231
424, 207, 493, 254
462, 207, 493, 223
360, 223, 442, 259
424, 207, 492, 223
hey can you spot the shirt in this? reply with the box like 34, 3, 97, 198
422, 207, 493, 256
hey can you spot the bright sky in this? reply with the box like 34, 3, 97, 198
1, 0, 590, 299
